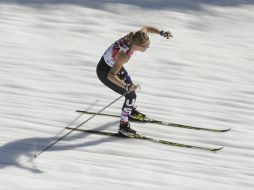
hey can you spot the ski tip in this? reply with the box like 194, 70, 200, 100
212, 128, 231, 132
210, 147, 224, 151
218, 128, 231, 132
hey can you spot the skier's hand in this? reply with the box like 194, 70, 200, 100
160, 31, 173, 39
125, 84, 139, 92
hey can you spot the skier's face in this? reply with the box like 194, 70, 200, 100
136, 40, 150, 52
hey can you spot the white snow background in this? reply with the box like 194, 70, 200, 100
0, 1, 254, 190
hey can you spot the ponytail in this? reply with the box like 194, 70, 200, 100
126, 32, 134, 43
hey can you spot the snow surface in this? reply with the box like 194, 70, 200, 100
1, 1, 254, 190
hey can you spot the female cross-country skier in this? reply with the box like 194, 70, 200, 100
96, 26, 172, 137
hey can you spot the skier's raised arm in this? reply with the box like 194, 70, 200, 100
140, 26, 173, 39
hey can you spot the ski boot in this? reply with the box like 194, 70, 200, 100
118, 121, 137, 137
129, 108, 146, 121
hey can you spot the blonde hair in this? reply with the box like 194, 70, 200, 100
127, 31, 149, 46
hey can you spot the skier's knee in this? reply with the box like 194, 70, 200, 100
125, 91, 136, 100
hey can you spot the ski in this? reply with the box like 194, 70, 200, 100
76, 110, 231, 132
66, 127, 223, 151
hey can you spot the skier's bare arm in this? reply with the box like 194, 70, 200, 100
140, 26, 160, 34
140, 26, 173, 39
107, 51, 128, 89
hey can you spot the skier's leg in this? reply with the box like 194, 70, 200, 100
96, 57, 137, 136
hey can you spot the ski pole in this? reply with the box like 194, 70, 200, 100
53, 100, 100, 138
33, 92, 128, 159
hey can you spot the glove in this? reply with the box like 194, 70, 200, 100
125, 84, 138, 92
160, 30, 173, 39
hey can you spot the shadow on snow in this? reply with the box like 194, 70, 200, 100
0, 120, 120, 173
